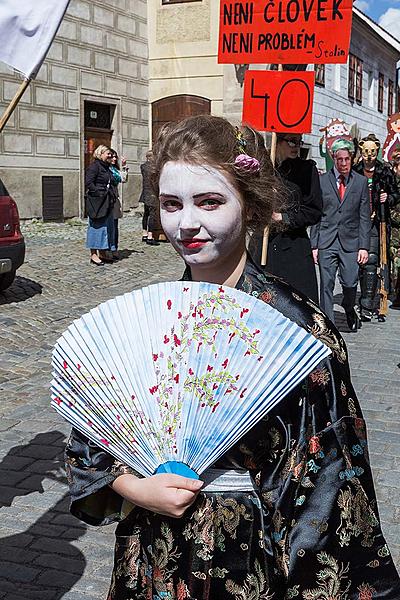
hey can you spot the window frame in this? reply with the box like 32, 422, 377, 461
355, 58, 363, 103
314, 64, 325, 87
161, 0, 201, 4
378, 73, 384, 113
348, 54, 356, 100
388, 79, 394, 116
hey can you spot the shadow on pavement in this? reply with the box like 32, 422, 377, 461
0, 431, 65, 508
117, 248, 143, 259
0, 276, 42, 306
0, 431, 87, 598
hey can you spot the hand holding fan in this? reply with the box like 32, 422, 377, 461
51, 281, 331, 478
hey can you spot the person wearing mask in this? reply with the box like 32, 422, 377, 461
390, 151, 400, 307
310, 139, 370, 330
353, 134, 400, 321
249, 133, 322, 303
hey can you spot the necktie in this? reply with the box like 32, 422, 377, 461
338, 175, 346, 201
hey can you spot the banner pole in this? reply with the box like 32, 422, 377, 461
0, 78, 31, 133
260, 64, 282, 266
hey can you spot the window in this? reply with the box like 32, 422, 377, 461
368, 71, 374, 107
162, 0, 201, 3
348, 54, 356, 100
388, 79, 394, 116
355, 58, 363, 103
348, 54, 362, 102
378, 73, 384, 112
314, 64, 325, 86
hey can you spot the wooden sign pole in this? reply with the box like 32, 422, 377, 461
260, 64, 282, 266
0, 78, 31, 133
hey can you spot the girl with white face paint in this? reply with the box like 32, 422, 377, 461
67, 116, 400, 600
159, 161, 247, 286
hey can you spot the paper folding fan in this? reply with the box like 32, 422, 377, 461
51, 281, 331, 478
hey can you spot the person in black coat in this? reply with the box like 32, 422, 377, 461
352, 133, 400, 321
139, 150, 160, 246
249, 133, 322, 303
85, 145, 116, 266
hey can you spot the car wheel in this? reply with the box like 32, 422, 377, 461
0, 270, 16, 291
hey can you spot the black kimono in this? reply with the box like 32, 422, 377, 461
249, 158, 322, 303
65, 260, 400, 599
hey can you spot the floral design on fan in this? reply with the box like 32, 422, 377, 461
151, 289, 262, 454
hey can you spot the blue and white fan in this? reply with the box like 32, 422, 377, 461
51, 281, 331, 478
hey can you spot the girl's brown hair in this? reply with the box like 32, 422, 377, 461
151, 115, 284, 231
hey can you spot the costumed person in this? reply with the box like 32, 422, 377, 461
109, 149, 129, 260
139, 150, 160, 246
382, 112, 400, 163
353, 133, 400, 321
85, 145, 116, 266
390, 151, 400, 308
310, 139, 370, 331
65, 116, 400, 599
319, 118, 353, 172
249, 132, 322, 303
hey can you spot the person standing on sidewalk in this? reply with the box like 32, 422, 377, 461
310, 139, 370, 330
353, 134, 400, 321
139, 150, 159, 246
249, 132, 322, 303
390, 151, 400, 307
109, 149, 129, 260
85, 145, 116, 266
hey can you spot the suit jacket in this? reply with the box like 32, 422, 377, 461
310, 169, 370, 252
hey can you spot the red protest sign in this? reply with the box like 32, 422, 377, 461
242, 70, 315, 133
218, 0, 353, 64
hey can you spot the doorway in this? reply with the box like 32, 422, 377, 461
84, 101, 114, 170
151, 95, 211, 145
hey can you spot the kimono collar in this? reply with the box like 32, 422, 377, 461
181, 254, 269, 294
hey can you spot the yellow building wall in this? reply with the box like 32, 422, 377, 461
148, 0, 223, 116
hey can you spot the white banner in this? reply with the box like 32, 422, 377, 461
0, 0, 71, 79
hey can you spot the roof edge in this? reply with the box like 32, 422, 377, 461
353, 6, 400, 54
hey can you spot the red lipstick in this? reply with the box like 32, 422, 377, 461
181, 239, 208, 249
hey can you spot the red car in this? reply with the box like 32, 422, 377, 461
0, 179, 25, 291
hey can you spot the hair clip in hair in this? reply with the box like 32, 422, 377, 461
235, 127, 247, 154
234, 153, 260, 174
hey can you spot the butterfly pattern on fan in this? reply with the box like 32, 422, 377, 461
51, 281, 331, 478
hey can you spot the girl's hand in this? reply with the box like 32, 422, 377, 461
111, 473, 203, 518
121, 156, 127, 166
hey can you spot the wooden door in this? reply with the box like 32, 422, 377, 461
152, 95, 211, 146
84, 128, 112, 171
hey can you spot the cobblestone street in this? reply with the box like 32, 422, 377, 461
0, 214, 399, 599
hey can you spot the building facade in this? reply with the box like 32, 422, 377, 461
0, 0, 148, 219
306, 8, 400, 169
148, 3, 400, 170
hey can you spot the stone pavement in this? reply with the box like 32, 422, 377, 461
0, 214, 399, 598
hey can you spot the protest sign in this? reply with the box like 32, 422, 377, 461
218, 0, 353, 64
242, 70, 315, 133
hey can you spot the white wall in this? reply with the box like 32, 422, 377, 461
305, 18, 399, 170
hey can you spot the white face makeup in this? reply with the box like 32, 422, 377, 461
159, 161, 246, 273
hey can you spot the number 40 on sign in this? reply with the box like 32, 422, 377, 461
242, 70, 315, 133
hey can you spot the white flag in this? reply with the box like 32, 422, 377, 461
0, 0, 71, 79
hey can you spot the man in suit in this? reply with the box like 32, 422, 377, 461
310, 139, 370, 330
